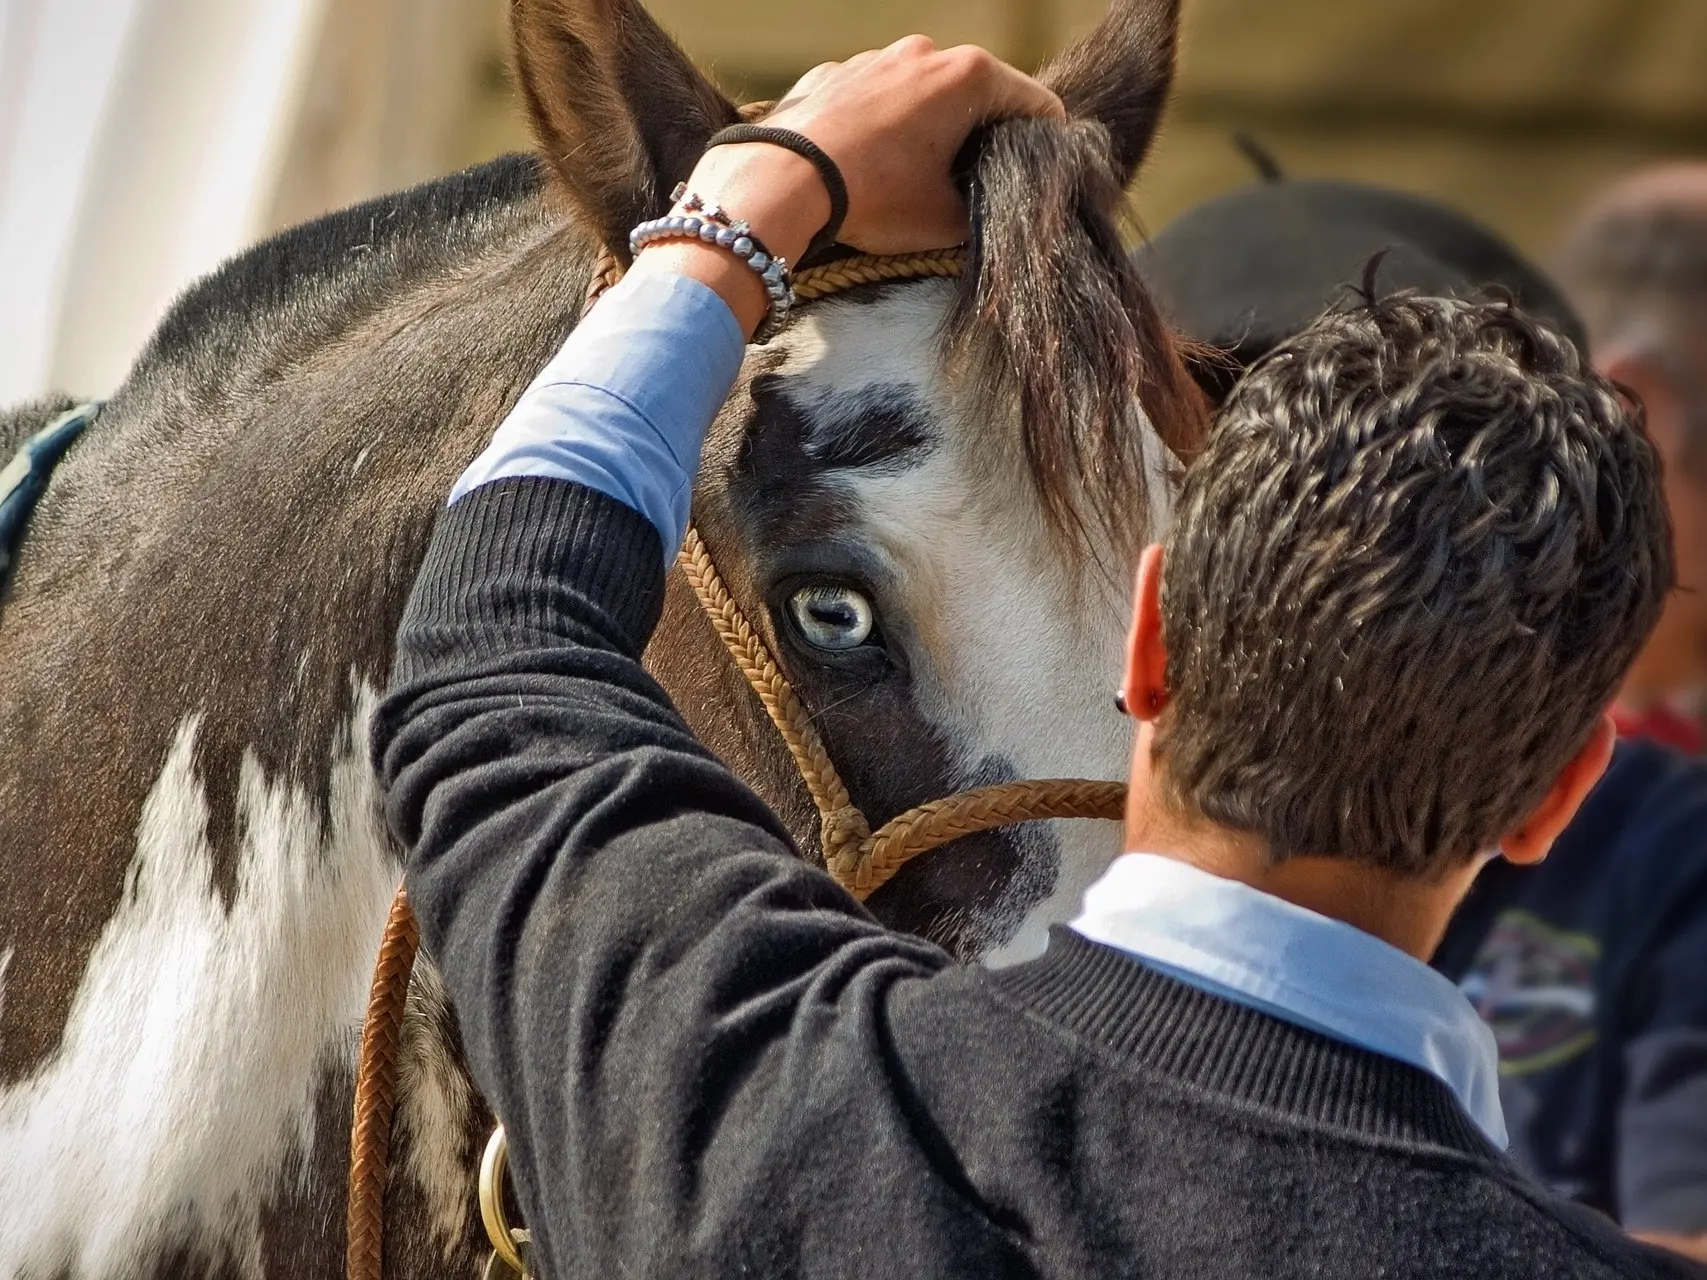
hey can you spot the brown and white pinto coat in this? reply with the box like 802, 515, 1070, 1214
0, 0, 1203, 1274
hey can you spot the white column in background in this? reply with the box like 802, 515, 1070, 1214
0, 0, 146, 404
0, 0, 331, 403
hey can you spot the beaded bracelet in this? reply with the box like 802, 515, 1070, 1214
628, 184, 795, 341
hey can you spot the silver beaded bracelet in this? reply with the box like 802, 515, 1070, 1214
628, 184, 795, 340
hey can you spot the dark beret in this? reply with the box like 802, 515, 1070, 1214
1134, 178, 1587, 398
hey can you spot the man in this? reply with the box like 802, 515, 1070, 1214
1141, 176, 1707, 1259
1555, 166, 1707, 755
374, 43, 1698, 1278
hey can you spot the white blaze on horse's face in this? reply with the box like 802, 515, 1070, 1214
767, 282, 1173, 963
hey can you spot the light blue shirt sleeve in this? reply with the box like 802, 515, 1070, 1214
450, 271, 747, 562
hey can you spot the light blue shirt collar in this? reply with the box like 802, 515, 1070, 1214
1070, 852, 1506, 1147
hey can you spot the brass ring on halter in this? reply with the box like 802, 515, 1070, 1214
479, 1125, 525, 1273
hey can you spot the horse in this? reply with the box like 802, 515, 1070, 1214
0, 0, 1205, 1274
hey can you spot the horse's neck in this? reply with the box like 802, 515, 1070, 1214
0, 173, 584, 1044
0, 177, 604, 1280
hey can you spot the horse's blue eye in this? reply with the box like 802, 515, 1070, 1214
787, 585, 875, 651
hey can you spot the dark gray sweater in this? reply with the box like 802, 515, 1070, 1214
374, 477, 1703, 1279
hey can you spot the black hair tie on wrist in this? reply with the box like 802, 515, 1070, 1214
705, 124, 849, 258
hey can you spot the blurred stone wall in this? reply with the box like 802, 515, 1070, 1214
263, 0, 499, 233
1156, 0, 1707, 255
264, 0, 1707, 260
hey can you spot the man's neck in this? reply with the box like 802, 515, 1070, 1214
1122, 775, 1480, 963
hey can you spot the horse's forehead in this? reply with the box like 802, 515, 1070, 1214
758, 282, 1173, 529
767, 284, 953, 409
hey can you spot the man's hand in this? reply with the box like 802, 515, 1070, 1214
757, 37, 1065, 253
629, 36, 1063, 335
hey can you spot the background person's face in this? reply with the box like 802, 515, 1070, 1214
1619, 351, 1707, 701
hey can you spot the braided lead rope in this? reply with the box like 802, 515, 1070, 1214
679, 525, 870, 860
794, 250, 964, 300
582, 245, 967, 308
584, 253, 625, 307
346, 888, 420, 1280
350, 241, 1128, 1280
851, 781, 1127, 897
678, 525, 1127, 897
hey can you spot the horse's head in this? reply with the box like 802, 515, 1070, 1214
512, 0, 1206, 963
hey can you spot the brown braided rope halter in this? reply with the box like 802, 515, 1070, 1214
346, 247, 1128, 1280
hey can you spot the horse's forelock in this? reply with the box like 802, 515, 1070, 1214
947, 117, 1208, 569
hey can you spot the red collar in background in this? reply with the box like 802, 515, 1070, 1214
1612, 703, 1706, 756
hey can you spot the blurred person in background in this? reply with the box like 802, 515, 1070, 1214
1555, 166, 1707, 756
1139, 174, 1707, 1263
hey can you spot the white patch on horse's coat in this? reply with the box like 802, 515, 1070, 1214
397, 960, 480, 1257
0, 681, 403, 1278
776, 291, 1177, 963
351, 443, 374, 476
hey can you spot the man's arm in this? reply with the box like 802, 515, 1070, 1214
376, 46, 1065, 1273
376, 461, 953, 1273
376, 245, 951, 1278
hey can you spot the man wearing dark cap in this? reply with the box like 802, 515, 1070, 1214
1139, 173, 1707, 1262
1134, 175, 1587, 395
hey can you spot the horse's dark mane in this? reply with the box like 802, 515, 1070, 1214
129, 153, 547, 385
951, 117, 1206, 568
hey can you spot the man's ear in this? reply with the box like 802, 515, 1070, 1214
1121, 543, 1169, 721
1499, 713, 1617, 865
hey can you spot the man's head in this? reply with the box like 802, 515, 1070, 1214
1122, 293, 1672, 880
1556, 165, 1707, 712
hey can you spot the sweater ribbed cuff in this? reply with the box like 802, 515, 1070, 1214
401, 477, 667, 672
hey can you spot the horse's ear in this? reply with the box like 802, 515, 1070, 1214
1038, 0, 1181, 184
511, 0, 740, 257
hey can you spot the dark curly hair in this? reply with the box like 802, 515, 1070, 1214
1155, 293, 1673, 874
